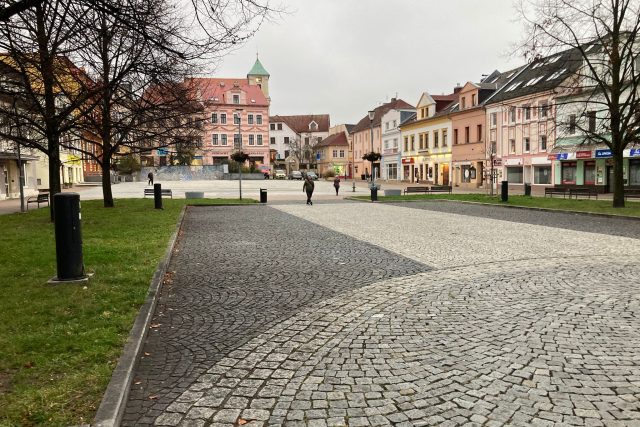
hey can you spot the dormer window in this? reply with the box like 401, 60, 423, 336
233, 94, 240, 104
472, 94, 477, 106
309, 121, 318, 131
461, 97, 466, 109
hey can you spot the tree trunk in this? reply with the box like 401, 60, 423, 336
101, 147, 114, 207
612, 149, 625, 208
48, 140, 61, 221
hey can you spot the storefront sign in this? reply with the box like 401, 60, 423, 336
556, 153, 569, 160
157, 148, 168, 156
630, 148, 640, 157
576, 151, 592, 159
401, 158, 415, 164
492, 159, 502, 166
595, 149, 612, 158
547, 154, 558, 160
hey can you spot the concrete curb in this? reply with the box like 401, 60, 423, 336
92, 205, 188, 427
344, 196, 640, 221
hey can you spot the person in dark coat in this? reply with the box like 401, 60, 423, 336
148, 172, 154, 186
303, 176, 315, 205
333, 176, 340, 195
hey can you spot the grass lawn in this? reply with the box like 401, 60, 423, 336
349, 193, 640, 217
0, 198, 254, 427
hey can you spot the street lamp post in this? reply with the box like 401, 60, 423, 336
235, 108, 243, 200
351, 139, 356, 192
368, 110, 375, 186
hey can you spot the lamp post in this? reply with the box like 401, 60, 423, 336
235, 108, 243, 200
11, 99, 25, 213
351, 138, 356, 192
368, 110, 375, 186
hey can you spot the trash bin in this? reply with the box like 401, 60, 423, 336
53, 193, 85, 281
370, 187, 378, 202
260, 188, 267, 203
524, 183, 532, 197
501, 180, 509, 202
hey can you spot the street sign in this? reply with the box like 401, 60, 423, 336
157, 148, 168, 156
595, 149, 612, 158
630, 148, 640, 157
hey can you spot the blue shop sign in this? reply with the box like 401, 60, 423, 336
630, 148, 640, 157
157, 148, 168, 156
556, 153, 568, 160
595, 149, 612, 158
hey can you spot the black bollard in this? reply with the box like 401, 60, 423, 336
501, 180, 509, 202
370, 187, 378, 202
154, 183, 163, 209
53, 193, 85, 281
524, 183, 532, 197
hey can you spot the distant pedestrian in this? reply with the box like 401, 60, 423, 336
303, 176, 315, 205
148, 172, 154, 186
333, 176, 340, 195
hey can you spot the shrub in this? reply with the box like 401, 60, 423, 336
323, 169, 336, 178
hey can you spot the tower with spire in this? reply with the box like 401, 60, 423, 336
247, 54, 270, 101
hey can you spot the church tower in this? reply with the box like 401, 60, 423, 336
247, 55, 270, 101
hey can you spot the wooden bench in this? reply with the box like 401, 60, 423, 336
144, 188, 172, 198
429, 185, 452, 194
404, 186, 429, 195
569, 187, 598, 199
544, 187, 568, 198
624, 190, 640, 201
27, 193, 49, 210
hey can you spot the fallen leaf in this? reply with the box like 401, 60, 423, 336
134, 381, 142, 385
237, 418, 248, 425
150, 324, 161, 329
23, 361, 35, 368
144, 352, 151, 356
149, 395, 158, 400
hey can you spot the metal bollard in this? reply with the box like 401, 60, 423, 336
260, 188, 267, 203
370, 187, 378, 202
501, 180, 509, 202
53, 193, 85, 281
154, 183, 163, 209
524, 183, 532, 197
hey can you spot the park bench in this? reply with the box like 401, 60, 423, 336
404, 186, 429, 195
544, 187, 568, 198
143, 188, 172, 198
624, 189, 640, 201
26, 193, 49, 210
429, 185, 452, 194
569, 187, 598, 199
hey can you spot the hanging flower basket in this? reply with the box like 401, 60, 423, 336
230, 151, 250, 163
362, 152, 381, 162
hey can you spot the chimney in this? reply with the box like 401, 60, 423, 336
390, 97, 397, 102
453, 83, 462, 94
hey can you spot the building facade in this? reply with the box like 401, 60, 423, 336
269, 114, 330, 172
380, 108, 415, 181
315, 124, 351, 178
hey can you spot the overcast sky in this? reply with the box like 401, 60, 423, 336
213, 0, 525, 125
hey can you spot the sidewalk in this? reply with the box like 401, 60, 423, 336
0, 186, 91, 215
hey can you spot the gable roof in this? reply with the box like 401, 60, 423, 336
487, 47, 583, 104
185, 77, 269, 106
316, 131, 349, 148
270, 114, 330, 133
351, 98, 414, 133
248, 57, 270, 77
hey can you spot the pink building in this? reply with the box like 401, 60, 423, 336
190, 58, 271, 167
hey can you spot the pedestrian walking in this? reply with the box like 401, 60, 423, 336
333, 176, 340, 196
148, 171, 154, 186
303, 176, 315, 205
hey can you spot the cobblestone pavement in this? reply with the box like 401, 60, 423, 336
125, 202, 640, 426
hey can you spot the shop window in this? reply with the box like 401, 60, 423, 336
584, 161, 596, 185
507, 167, 524, 183
387, 163, 398, 180
461, 165, 472, 183
534, 166, 551, 184
629, 159, 640, 185
562, 161, 577, 184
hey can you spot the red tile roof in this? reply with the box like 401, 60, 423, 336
316, 131, 349, 148
351, 98, 414, 133
185, 77, 269, 106
270, 114, 330, 133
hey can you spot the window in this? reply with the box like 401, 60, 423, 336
540, 102, 549, 118
584, 161, 596, 185
211, 113, 218, 124
234, 113, 241, 125
270, 123, 275, 130
454, 129, 458, 145
249, 135, 255, 145
461, 97, 466, 109
465, 127, 470, 143
434, 130, 439, 147
508, 107, 516, 123
404, 136, 409, 151
332, 149, 338, 157
235, 133, 242, 146
630, 159, 640, 185
387, 163, 398, 180
393, 120, 397, 127
212, 134, 218, 145
507, 167, 524, 183
588, 111, 596, 132
410, 135, 415, 151
461, 165, 473, 182
221, 134, 228, 145
425, 133, 429, 148
540, 135, 547, 151
284, 136, 290, 145
472, 94, 477, 106
220, 113, 227, 124
257, 115, 263, 125
524, 105, 531, 120
490, 113, 497, 127
524, 137, 530, 152
562, 162, 577, 184
419, 134, 424, 150
442, 129, 448, 147
534, 166, 551, 184
477, 125, 482, 142
385, 122, 389, 130
569, 114, 576, 134
233, 94, 240, 104
270, 137, 275, 145
257, 135, 263, 145
510, 139, 516, 153
339, 150, 345, 158
248, 114, 254, 125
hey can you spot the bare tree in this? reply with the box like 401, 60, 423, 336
518, 0, 640, 207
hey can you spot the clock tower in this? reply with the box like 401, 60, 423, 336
247, 55, 270, 101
